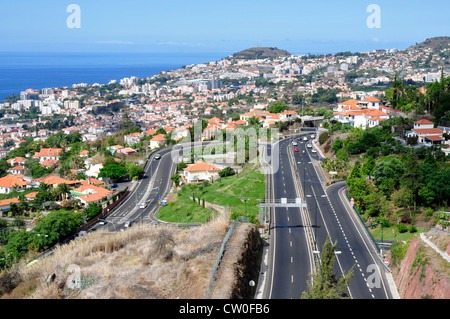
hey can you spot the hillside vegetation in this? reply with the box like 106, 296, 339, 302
232, 47, 292, 59
0, 212, 232, 299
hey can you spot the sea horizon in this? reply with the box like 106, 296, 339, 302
0, 49, 345, 102
0, 51, 233, 101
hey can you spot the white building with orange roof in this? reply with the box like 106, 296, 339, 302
0, 175, 32, 194
408, 119, 444, 145
359, 96, 381, 109
0, 197, 20, 213
149, 134, 167, 149
32, 148, 63, 163
182, 162, 222, 184
71, 184, 113, 207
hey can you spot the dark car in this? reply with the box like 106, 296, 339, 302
110, 184, 118, 189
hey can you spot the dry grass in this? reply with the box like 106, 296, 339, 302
9, 211, 231, 299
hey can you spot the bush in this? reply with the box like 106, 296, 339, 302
409, 225, 417, 233
318, 132, 329, 145
219, 167, 236, 178
397, 224, 408, 233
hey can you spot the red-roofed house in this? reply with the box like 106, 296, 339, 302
0, 197, 20, 213
408, 119, 444, 145
182, 162, 222, 184
150, 134, 167, 149
33, 148, 63, 163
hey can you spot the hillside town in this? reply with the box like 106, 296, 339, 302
0, 38, 448, 215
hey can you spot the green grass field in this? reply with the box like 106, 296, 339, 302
369, 224, 430, 242
157, 163, 266, 224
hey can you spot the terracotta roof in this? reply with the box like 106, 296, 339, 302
414, 119, 434, 125
362, 96, 380, 102
36, 175, 79, 185
151, 134, 166, 141
362, 109, 389, 116
413, 128, 443, 135
25, 191, 39, 199
41, 159, 59, 167
183, 162, 222, 172
0, 197, 20, 207
339, 99, 359, 106
424, 135, 443, 141
0, 175, 30, 188
33, 148, 62, 158
369, 116, 386, 121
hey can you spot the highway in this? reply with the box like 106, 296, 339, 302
261, 133, 393, 299
93, 141, 216, 232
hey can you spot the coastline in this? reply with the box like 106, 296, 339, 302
0, 51, 229, 101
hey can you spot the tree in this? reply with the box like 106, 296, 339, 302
55, 183, 71, 201
361, 156, 376, 177
171, 174, 181, 187
373, 158, 405, 196
31, 210, 83, 250
268, 101, 288, 113
302, 236, 354, 299
219, 167, 236, 178
98, 164, 128, 179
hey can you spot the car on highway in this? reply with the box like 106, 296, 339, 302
124, 220, 135, 228
154, 154, 161, 160
311, 148, 317, 153
303, 136, 308, 141
139, 202, 148, 209
310, 134, 315, 139
292, 141, 298, 146
294, 147, 299, 152
306, 144, 312, 148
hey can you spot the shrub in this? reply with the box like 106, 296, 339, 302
409, 225, 417, 233
397, 224, 408, 233
318, 132, 329, 145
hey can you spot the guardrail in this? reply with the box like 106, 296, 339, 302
343, 190, 382, 254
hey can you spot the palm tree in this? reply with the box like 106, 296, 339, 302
55, 183, 71, 201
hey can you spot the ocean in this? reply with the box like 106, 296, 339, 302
0, 51, 229, 101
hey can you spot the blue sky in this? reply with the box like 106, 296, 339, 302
0, 0, 449, 54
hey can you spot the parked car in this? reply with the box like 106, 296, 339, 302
110, 184, 118, 189
99, 219, 107, 225
124, 220, 135, 228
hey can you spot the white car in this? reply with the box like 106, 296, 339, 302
139, 202, 147, 209
310, 134, 315, 139
306, 144, 312, 148
303, 136, 308, 141
311, 149, 317, 153
124, 220, 135, 228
